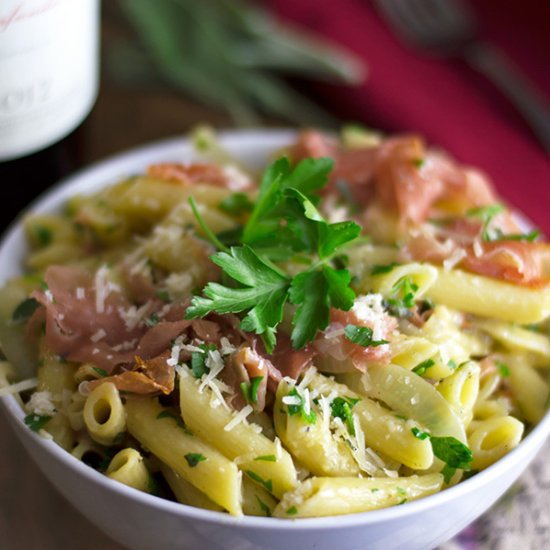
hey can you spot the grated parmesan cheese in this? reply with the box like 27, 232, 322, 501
222, 164, 252, 191
112, 339, 138, 352
443, 247, 467, 271
90, 328, 107, 343
473, 239, 484, 258
0, 377, 38, 397
164, 272, 193, 298
94, 265, 120, 314
25, 391, 56, 416
282, 395, 301, 406
352, 294, 387, 341
297, 366, 317, 390
224, 405, 253, 431
117, 302, 151, 331
219, 337, 236, 356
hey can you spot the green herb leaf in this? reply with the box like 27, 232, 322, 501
144, 312, 160, 327
496, 360, 510, 377
157, 410, 193, 435
185, 453, 207, 467
371, 262, 400, 275
12, 298, 40, 324
33, 225, 53, 247
330, 396, 360, 435
286, 506, 298, 516
254, 454, 277, 462
93, 367, 109, 378
24, 414, 51, 432
245, 470, 273, 492
344, 325, 388, 347
188, 157, 361, 351
411, 428, 472, 472
389, 276, 419, 309
190, 344, 216, 378
155, 289, 171, 302
219, 192, 254, 217
466, 203, 505, 241
323, 265, 356, 311
288, 270, 329, 350
286, 387, 317, 424
186, 245, 290, 353
412, 358, 435, 376
441, 464, 456, 484
250, 376, 263, 404
411, 427, 430, 440
255, 496, 271, 517
430, 436, 473, 470
491, 229, 540, 242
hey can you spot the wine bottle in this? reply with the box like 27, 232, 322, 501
0, 0, 100, 230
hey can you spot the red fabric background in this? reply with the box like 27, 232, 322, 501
269, 0, 550, 232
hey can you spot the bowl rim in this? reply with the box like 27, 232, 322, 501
1, 128, 549, 530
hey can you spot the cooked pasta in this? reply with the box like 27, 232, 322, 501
1, 127, 549, 519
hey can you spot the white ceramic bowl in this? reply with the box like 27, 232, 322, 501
1, 130, 549, 550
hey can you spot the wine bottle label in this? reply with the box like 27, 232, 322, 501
0, 0, 99, 161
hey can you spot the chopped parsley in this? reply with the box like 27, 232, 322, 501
490, 229, 540, 242
254, 454, 277, 462
410, 428, 473, 481
190, 344, 216, 378
92, 367, 109, 378
144, 312, 160, 327
157, 410, 193, 435
255, 496, 271, 517
330, 396, 360, 435
466, 203, 504, 241
245, 470, 273, 492
412, 358, 435, 376
344, 325, 388, 347
387, 276, 418, 310
286, 506, 298, 516
240, 376, 264, 404
411, 427, 430, 440
12, 297, 40, 324
33, 225, 53, 247
286, 387, 316, 424
496, 360, 510, 377
413, 158, 425, 169
371, 262, 400, 275
184, 453, 207, 467
24, 414, 51, 432
155, 289, 171, 302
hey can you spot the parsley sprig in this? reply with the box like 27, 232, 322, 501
187, 157, 362, 352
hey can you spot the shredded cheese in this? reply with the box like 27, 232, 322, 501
25, 391, 56, 416
90, 328, 107, 343
224, 405, 253, 431
0, 377, 38, 397
443, 247, 467, 271
352, 294, 387, 341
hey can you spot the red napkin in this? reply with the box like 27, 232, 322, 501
268, 0, 550, 233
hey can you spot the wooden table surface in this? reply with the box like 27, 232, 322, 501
1, 4, 550, 550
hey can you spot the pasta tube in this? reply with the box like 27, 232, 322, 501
125, 397, 242, 515
273, 474, 444, 518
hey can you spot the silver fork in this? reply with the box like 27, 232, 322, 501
374, 0, 550, 155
